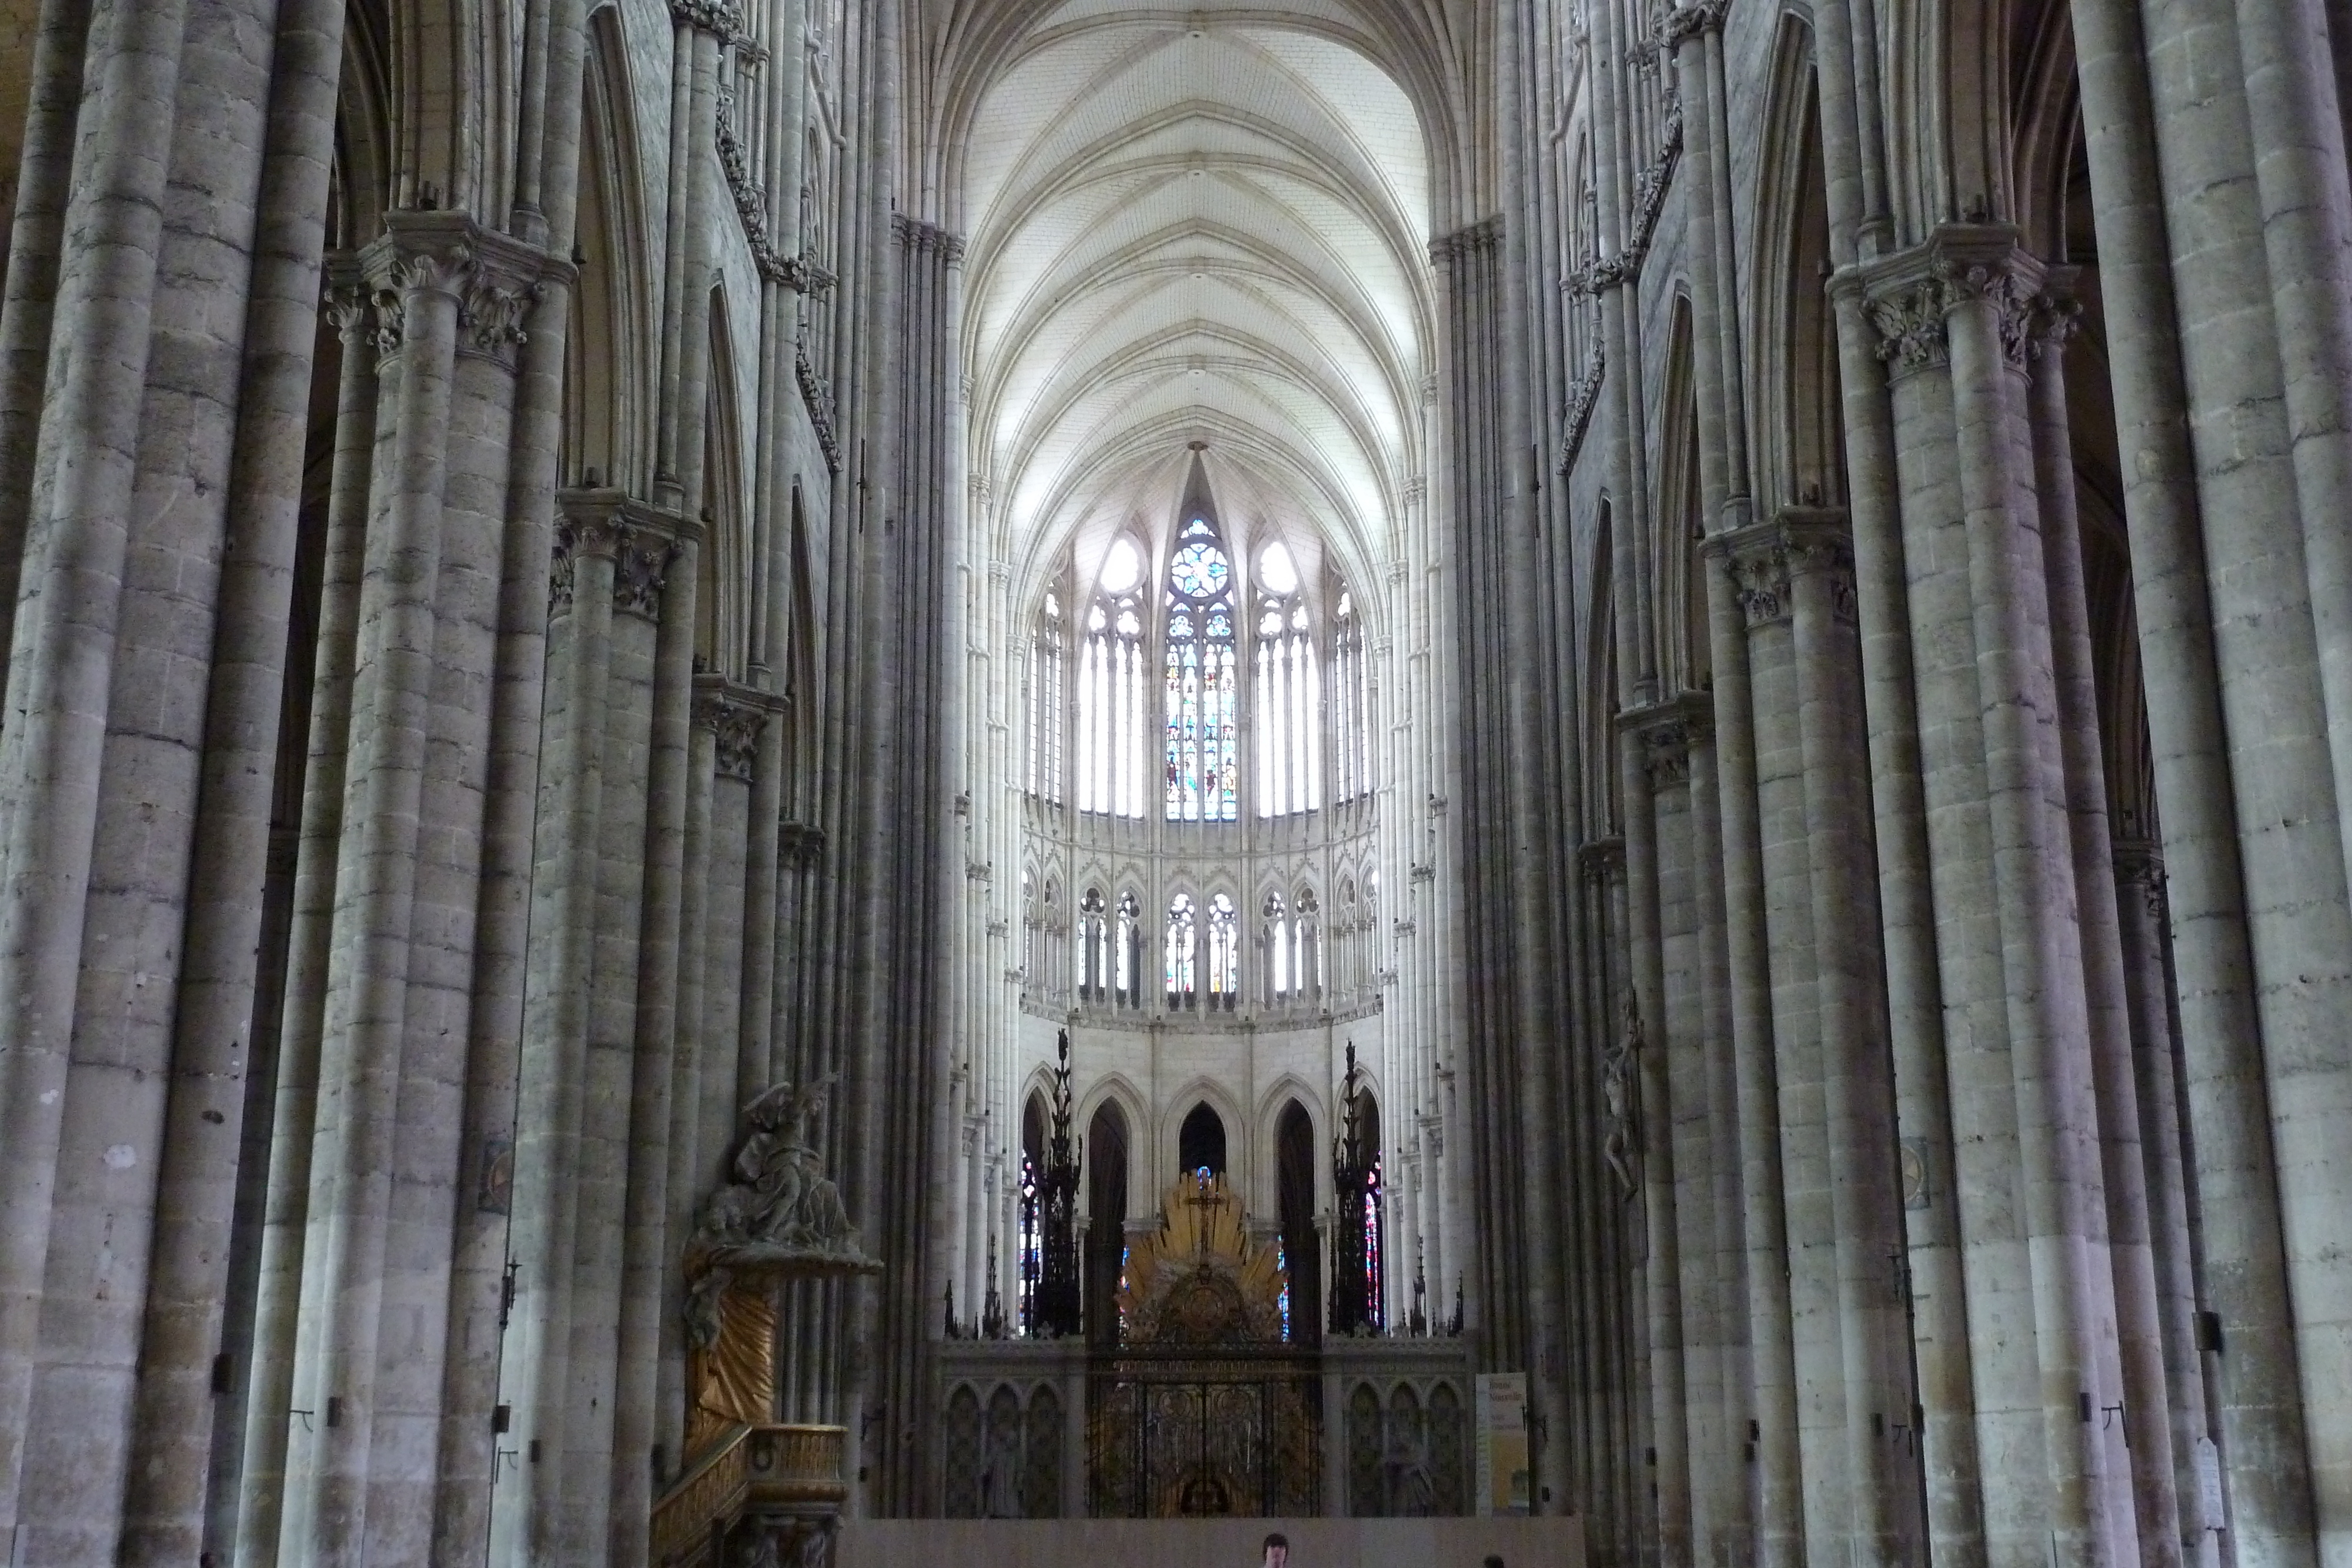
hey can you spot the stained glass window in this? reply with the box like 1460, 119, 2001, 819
1263, 891, 1290, 1001
1255, 544, 1321, 816
1116, 891, 1140, 1005
1164, 517, 1238, 823
1362, 1156, 1384, 1330
1079, 541, 1147, 818
1027, 589, 1064, 802
1332, 587, 1371, 803
1207, 892, 1239, 1010
1078, 887, 1108, 1000
1165, 892, 1197, 1007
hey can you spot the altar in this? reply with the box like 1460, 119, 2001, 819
934, 1172, 1479, 1520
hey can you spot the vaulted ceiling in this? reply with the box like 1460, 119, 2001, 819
933, 1, 1459, 607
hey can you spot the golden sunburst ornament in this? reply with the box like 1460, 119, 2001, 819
1117, 1172, 1288, 1345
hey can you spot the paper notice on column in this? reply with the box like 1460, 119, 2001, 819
2195, 1436, 2226, 1530
1478, 1372, 1531, 1517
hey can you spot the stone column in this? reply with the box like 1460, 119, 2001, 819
488, 496, 622, 1567
363, 227, 535, 1565
1786, 516, 1919, 1566
2029, 292, 2184, 1564
0, 0, 192, 1533
126, 0, 349, 1539
236, 270, 382, 1568
2073, 0, 2330, 1540
1861, 226, 2132, 1567
272, 218, 471, 1568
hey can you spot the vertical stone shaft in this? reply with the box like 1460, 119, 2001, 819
1882, 312, 2067, 1568
1694, 537, 1802, 1568
122, 0, 346, 1547
0, 0, 189, 1530
236, 279, 379, 1568
0, 0, 90, 668
2117, 0, 2329, 1539
1948, 256, 2123, 1563
439, 258, 580, 1568
1828, 267, 1987, 1566
278, 235, 465, 1568
1789, 524, 1916, 1565
2112, 846, 2218, 1564
489, 512, 615, 1567
365, 252, 527, 1565
14, 0, 276, 1546
2028, 303, 2184, 1566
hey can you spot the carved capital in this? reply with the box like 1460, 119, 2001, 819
1851, 223, 2047, 376
1621, 694, 1713, 792
670, 0, 743, 33
460, 278, 535, 365
614, 530, 678, 618
1578, 836, 1627, 888
323, 258, 372, 342
2112, 837, 2168, 919
1865, 277, 1950, 372
1659, 1, 1724, 51
719, 707, 768, 781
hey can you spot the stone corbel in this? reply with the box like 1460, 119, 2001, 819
1578, 835, 1628, 888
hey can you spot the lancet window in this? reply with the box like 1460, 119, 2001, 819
1165, 517, 1239, 823
1077, 887, 1108, 1000
1207, 892, 1240, 1011
1115, 891, 1140, 1006
1331, 587, 1371, 803
1027, 588, 1064, 802
1165, 891, 1198, 1007
1255, 543, 1320, 817
1078, 539, 1147, 818
1264, 891, 1291, 1001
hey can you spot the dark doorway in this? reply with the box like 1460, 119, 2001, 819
1276, 1101, 1320, 1345
1178, 1101, 1227, 1179
1085, 1102, 1130, 1345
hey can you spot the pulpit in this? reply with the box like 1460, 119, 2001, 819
650, 1078, 881, 1566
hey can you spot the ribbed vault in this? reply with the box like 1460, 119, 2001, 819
936, 1, 1445, 603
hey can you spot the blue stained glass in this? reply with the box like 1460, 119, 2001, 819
1171, 543, 1229, 599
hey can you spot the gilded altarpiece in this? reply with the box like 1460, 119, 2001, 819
1084, 1176, 1323, 1517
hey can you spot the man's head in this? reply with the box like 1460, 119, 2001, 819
1262, 1532, 1290, 1567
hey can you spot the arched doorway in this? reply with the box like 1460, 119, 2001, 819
1178, 1101, 1226, 1179
1085, 1102, 1130, 1345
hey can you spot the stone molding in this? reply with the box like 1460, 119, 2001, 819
796, 333, 843, 473
1556, 338, 1607, 474
1428, 216, 1502, 268
2112, 837, 2168, 918
779, 821, 827, 871
1561, 99, 1682, 297
550, 488, 702, 621
891, 212, 967, 263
